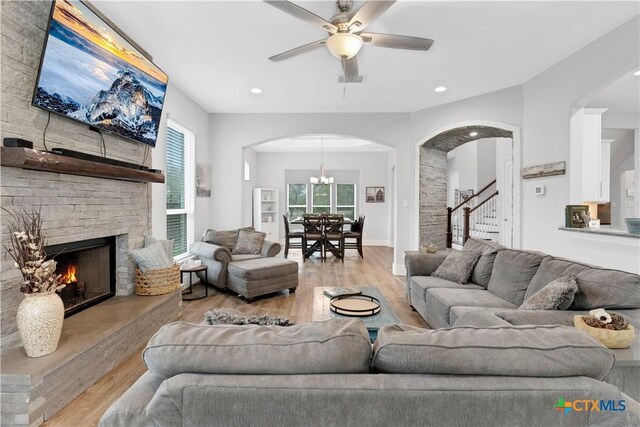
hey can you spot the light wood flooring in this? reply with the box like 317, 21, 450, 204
44, 246, 424, 427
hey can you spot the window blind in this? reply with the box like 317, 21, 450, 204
166, 120, 195, 257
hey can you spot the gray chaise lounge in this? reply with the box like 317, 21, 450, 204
190, 228, 298, 301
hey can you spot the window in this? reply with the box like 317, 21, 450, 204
287, 183, 307, 219
166, 120, 195, 257
336, 183, 356, 221
311, 184, 331, 214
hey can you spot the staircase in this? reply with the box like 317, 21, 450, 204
447, 180, 500, 248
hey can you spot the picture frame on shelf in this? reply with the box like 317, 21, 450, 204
565, 205, 590, 228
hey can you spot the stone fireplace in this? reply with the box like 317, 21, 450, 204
45, 236, 117, 317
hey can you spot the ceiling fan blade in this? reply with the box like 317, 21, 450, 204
348, 1, 396, 32
269, 39, 327, 62
264, 0, 337, 33
341, 57, 359, 81
360, 32, 434, 51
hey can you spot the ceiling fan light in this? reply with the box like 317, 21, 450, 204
326, 33, 363, 59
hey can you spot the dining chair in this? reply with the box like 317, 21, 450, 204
302, 215, 324, 262
323, 215, 344, 262
343, 215, 365, 258
283, 215, 303, 258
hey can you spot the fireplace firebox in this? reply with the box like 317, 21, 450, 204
45, 236, 116, 317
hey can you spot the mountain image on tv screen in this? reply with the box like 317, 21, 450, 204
33, 0, 168, 146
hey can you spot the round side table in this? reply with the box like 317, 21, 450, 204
181, 264, 208, 300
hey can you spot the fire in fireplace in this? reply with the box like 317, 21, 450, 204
45, 236, 116, 317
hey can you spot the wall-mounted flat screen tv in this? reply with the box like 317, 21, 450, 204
33, 0, 168, 147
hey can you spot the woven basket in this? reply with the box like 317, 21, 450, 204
135, 264, 181, 296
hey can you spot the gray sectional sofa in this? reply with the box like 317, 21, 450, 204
406, 238, 640, 401
101, 318, 639, 427
405, 238, 640, 330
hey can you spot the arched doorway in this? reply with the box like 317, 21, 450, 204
242, 134, 397, 250
415, 121, 522, 249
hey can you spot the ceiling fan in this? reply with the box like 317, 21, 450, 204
264, 0, 434, 82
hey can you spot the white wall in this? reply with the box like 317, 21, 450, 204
520, 16, 639, 272
447, 141, 479, 195
605, 129, 635, 228
254, 151, 392, 245
208, 113, 411, 267
152, 83, 211, 242
446, 138, 497, 202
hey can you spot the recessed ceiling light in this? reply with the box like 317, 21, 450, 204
634, 70, 640, 76
469, 131, 478, 137
434, 86, 447, 93
250, 88, 262, 94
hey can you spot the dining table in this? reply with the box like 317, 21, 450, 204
290, 216, 352, 260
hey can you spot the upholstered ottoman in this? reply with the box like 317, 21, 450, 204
227, 257, 298, 301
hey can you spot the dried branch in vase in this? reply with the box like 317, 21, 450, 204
2, 207, 65, 294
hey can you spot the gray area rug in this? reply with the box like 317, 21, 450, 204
204, 308, 295, 326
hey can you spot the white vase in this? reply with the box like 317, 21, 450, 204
16, 291, 64, 358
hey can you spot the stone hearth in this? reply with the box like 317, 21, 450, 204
0, 292, 181, 426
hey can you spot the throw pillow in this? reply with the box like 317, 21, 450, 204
202, 227, 255, 250
144, 235, 174, 259
431, 251, 482, 284
204, 308, 294, 326
519, 275, 579, 310
233, 229, 266, 255
130, 241, 173, 273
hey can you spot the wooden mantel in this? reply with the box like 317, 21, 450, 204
0, 147, 164, 183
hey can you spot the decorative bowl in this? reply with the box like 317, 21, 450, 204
420, 244, 438, 253
573, 315, 635, 349
625, 218, 640, 235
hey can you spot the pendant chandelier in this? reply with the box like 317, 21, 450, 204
310, 136, 334, 184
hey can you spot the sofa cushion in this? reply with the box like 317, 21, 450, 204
230, 254, 263, 262
372, 324, 614, 380
232, 229, 266, 255
524, 257, 591, 301
426, 288, 517, 326
431, 251, 482, 284
519, 275, 579, 310
143, 319, 372, 379
202, 227, 254, 251
449, 306, 515, 326
410, 276, 484, 302
487, 250, 546, 306
573, 267, 640, 309
228, 257, 298, 281
452, 309, 514, 327
496, 310, 579, 326
463, 238, 505, 287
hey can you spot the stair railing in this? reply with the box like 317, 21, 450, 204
464, 191, 499, 242
446, 179, 497, 248
462, 190, 499, 244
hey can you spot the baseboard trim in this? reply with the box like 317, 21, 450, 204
363, 239, 392, 247
392, 262, 406, 276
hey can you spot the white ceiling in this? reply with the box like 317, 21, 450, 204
94, 1, 639, 113
252, 134, 392, 152
587, 70, 640, 113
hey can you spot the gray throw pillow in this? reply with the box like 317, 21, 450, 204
233, 229, 266, 255
202, 227, 255, 250
431, 251, 482, 284
144, 235, 174, 259
130, 241, 173, 273
519, 275, 579, 310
